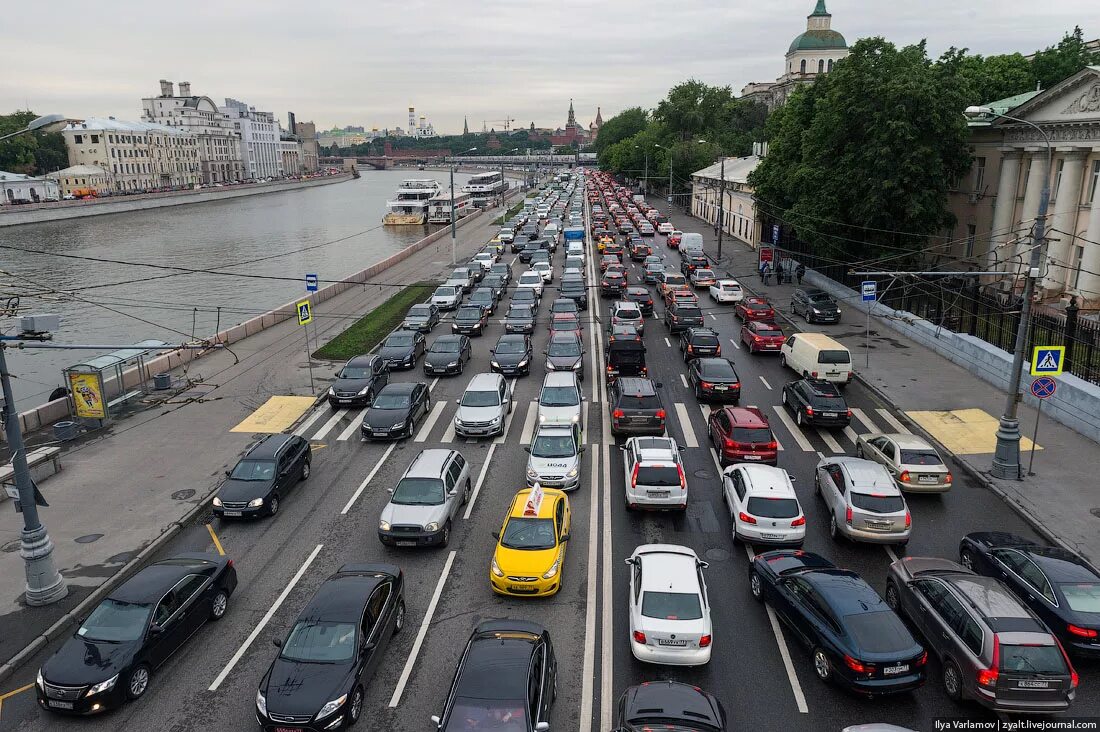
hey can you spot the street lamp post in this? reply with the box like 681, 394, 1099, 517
964, 105, 1052, 481
450, 147, 477, 266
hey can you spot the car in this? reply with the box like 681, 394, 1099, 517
680, 255, 709, 276
446, 267, 475, 294
667, 231, 682, 247
377, 329, 426, 370
361, 381, 431, 440
616, 681, 725, 732
544, 331, 585, 379
481, 273, 506, 301
520, 224, 539, 241
656, 271, 690, 300
546, 313, 580, 339
690, 268, 717, 289
599, 253, 620, 272
782, 378, 850, 428
664, 300, 703, 333
741, 320, 786, 353
678, 327, 721, 361
604, 243, 625, 260
378, 449, 470, 547
451, 304, 489, 336
600, 270, 627, 297
626, 544, 712, 666
432, 620, 557, 731
721, 464, 805, 546
958, 532, 1100, 658
454, 373, 512, 438
328, 354, 390, 407
214, 433, 311, 519
687, 357, 741, 403
814, 457, 911, 544
793, 287, 842, 324
537, 371, 583, 427
502, 303, 535, 335
526, 424, 584, 491
609, 377, 666, 436
709, 279, 744, 304
488, 262, 512, 285
559, 275, 589, 310
628, 240, 652, 261
623, 286, 654, 316
639, 222, 655, 236
467, 287, 496, 317
516, 270, 545, 299
643, 262, 665, 284
471, 251, 495, 272
424, 334, 472, 376
549, 298, 579, 315
256, 564, 405, 731
735, 298, 776, 322
708, 406, 778, 466
608, 323, 642, 343
885, 556, 1076, 712
531, 261, 553, 283
856, 433, 952, 493
490, 333, 532, 382
490, 486, 571, 597
621, 436, 687, 511
657, 221, 675, 235
36, 553, 237, 715
610, 300, 645, 336
403, 302, 441, 332
431, 285, 462, 311
511, 287, 540, 312
751, 550, 926, 696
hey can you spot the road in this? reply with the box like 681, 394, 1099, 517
2, 174, 1097, 731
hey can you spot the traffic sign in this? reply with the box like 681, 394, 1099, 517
1030, 377, 1057, 399
861, 281, 877, 303
772, 224, 780, 244
1030, 346, 1065, 376
305, 273, 319, 292
296, 300, 313, 326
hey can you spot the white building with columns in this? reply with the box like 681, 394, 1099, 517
220, 98, 282, 179
141, 80, 243, 185
948, 66, 1100, 306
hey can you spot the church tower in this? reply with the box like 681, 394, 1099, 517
566, 99, 577, 130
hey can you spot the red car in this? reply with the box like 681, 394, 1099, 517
599, 254, 619, 272
735, 298, 776, 322
668, 231, 682, 247
605, 264, 629, 283
549, 312, 583, 337
740, 320, 786, 353
708, 406, 779, 466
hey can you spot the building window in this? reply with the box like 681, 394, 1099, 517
828, 59, 834, 72
973, 157, 986, 191
1052, 159, 1065, 202
91, 135, 99, 143
1089, 160, 1100, 203
818, 59, 825, 73
965, 224, 976, 258
74, 134, 83, 144
800, 59, 807, 74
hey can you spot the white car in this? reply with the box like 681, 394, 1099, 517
430, 285, 462, 311
621, 437, 686, 510
472, 252, 495, 272
657, 222, 675, 235
537, 372, 583, 426
525, 424, 583, 491
563, 266, 586, 281
516, 270, 545, 298
709, 279, 744, 304
626, 544, 712, 666
531, 261, 553, 283
721, 464, 805, 547
814, 457, 910, 544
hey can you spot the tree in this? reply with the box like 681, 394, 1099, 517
593, 107, 648, 158
1030, 26, 1100, 90
0, 111, 68, 175
654, 80, 734, 142
950, 50, 1036, 104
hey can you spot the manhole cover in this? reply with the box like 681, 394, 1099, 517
693, 469, 713, 480
171, 489, 196, 500
1091, 508, 1100, 519
704, 547, 731, 561
2, 540, 20, 553
107, 551, 135, 564
75, 534, 104, 544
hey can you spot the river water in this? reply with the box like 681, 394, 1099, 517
1, 169, 478, 409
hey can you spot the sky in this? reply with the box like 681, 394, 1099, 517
1, 0, 1095, 135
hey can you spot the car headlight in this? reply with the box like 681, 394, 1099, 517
571, 414, 580, 423
35, 668, 43, 690
424, 521, 440, 533
546, 359, 555, 370
836, 307, 842, 314
542, 553, 562, 579
812, 308, 822, 314
212, 496, 223, 507
526, 468, 539, 480
315, 693, 347, 721
327, 386, 335, 396
566, 466, 579, 478
447, 361, 459, 367
87, 674, 118, 696
393, 421, 408, 430
517, 359, 528, 367
247, 498, 264, 508
571, 361, 581, 371
358, 385, 372, 396
256, 690, 268, 717
379, 520, 391, 531
491, 360, 501, 368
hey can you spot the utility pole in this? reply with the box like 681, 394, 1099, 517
450, 147, 477, 265
716, 157, 726, 262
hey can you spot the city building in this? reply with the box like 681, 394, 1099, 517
279, 130, 304, 176
63, 117, 200, 191
141, 80, 243, 184
293, 120, 319, 171
46, 164, 111, 196
550, 100, 599, 147
0, 171, 60, 203
221, 98, 282, 179
690, 155, 762, 247
740, 0, 849, 110
589, 107, 604, 141
946, 65, 1100, 306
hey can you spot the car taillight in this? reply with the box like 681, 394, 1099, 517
687, 345, 694, 353
738, 512, 757, 525
226, 559, 235, 569
843, 655, 867, 673
752, 334, 763, 341
1056, 638, 1079, 688
810, 371, 818, 378
766, 441, 778, 450
899, 470, 911, 483
845, 506, 852, 525
977, 636, 1000, 687
655, 409, 666, 420
847, 371, 854, 380
613, 409, 624, 419
677, 465, 687, 490
945, 473, 953, 484
1068, 624, 1099, 638
806, 406, 814, 416
633, 630, 647, 644
846, 409, 853, 417
701, 381, 713, 389
699, 635, 712, 648
791, 516, 806, 527
732, 382, 740, 390
904, 511, 912, 528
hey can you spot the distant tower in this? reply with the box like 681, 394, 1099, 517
463, 116, 469, 135
408, 106, 416, 133
566, 99, 577, 129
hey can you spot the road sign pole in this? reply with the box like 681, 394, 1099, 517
304, 324, 315, 393
866, 306, 871, 370
1028, 398, 1042, 477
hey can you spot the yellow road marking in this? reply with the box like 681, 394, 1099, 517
231, 396, 317, 433
206, 523, 226, 556
906, 408, 1041, 455
0, 683, 34, 721
311, 444, 327, 450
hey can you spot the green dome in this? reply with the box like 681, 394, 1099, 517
788, 29, 847, 53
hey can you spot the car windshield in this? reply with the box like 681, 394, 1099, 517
531, 434, 576, 458
461, 390, 500, 408
280, 620, 356, 663
1060, 583, 1100, 613
471, 292, 491, 301
562, 282, 584, 293
540, 386, 579, 407
372, 393, 411, 409
409, 305, 431, 316
641, 591, 702, 621
508, 308, 533, 320
230, 459, 276, 481
730, 427, 772, 444
746, 497, 800, 519
457, 308, 482, 320
496, 340, 525, 354
391, 477, 446, 505
850, 492, 905, 514
807, 292, 833, 303
548, 340, 581, 357
500, 517, 556, 550
78, 599, 151, 642
514, 290, 535, 300
434, 287, 457, 298
636, 465, 680, 486
1000, 644, 1067, 674
722, 282, 741, 291
819, 350, 851, 364
695, 269, 715, 278
432, 340, 462, 353
843, 611, 912, 654
389, 334, 418, 349
444, 700, 529, 731
700, 361, 737, 378
552, 301, 578, 312
340, 367, 372, 379
899, 450, 943, 465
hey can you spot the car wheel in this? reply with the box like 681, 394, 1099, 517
813, 474, 821, 496
348, 685, 364, 726
959, 547, 975, 571
440, 521, 451, 548
462, 479, 471, 504
393, 598, 407, 635
126, 664, 151, 700
806, 312, 814, 324
268, 495, 280, 517
884, 579, 901, 612
300, 460, 311, 482
781, 390, 788, 405
210, 588, 229, 620
943, 660, 964, 701
796, 409, 804, 426
856, 445, 865, 458
405, 423, 414, 439
812, 649, 832, 683
829, 514, 839, 540
749, 570, 764, 602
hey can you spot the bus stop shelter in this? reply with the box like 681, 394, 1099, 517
62, 340, 170, 423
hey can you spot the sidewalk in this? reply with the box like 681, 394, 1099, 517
658, 198, 1100, 565
0, 206, 504, 674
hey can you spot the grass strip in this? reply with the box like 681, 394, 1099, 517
312, 282, 436, 361
493, 200, 524, 226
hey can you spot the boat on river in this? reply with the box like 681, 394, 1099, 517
383, 179, 440, 225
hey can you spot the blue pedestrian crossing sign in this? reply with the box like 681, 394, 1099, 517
296, 300, 313, 326
1030, 346, 1064, 376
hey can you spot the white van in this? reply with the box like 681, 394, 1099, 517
566, 241, 584, 257
679, 232, 704, 252
780, 333, 853, 385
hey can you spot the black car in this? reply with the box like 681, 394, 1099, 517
402, 302, 442, 333
452, 304, 489, 336
505, 304, 536, 334
623, 286, 654, 316
257, 564, 405, 732
664, 301, 704, 333
680, 254, 709, 275
792, 287, 842, 324
545, 331, 586, 380
749, 550, 926, 696
688, 357, 741, 403
549, 298, 579, 315
521, 224, 539, 241
679, 327, 722, 361
609, 377, 665, 436
559, 276, 589, 310
328, 354, 390, 407
37, 553, 237, 715
215, 434, 311, 518
489, 263, 512, 285
425, 335, 473, 376
519, 241, 541, 263
490, 334, 533, 377
616, 681, 726, 732
433, 619, 557, 732
377, 330, 426, 370
959, 532, 1100, 658
782, 378, 850, 428
600, 270, 626, 297
482, 274, 507, 301
468, 287, 496, 317
511, 287, 540, 313
362, 382, 431, 440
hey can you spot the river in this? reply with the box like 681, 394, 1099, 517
1, 168, 480, 410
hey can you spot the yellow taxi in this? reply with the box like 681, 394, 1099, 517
490, 485, 571, 597
597, 235, 614, 253
485, 238, 505, 257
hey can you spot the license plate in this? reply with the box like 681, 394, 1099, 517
1017, 680, 1050, 689
884, 664, 909, 675
396, 541, 416, 547
47, 700, 74, 710
713, 385, 728, 391
822, 412, 837, 418
764, 344, 778, 348
507, 585, 529, 592
761, 533, 782, 539
917, 475, 938, 484
275, 728, 302, 732
647, 491, 670, 498
743, 455, 762, 460
373, 431, 388, 437
338, 398, 352, 403
826, 372, 841, 377
224, 510, 242, 517
656, 639, 688, 647
631, 416, 649, 423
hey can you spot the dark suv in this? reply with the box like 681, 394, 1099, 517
214, 434, 311, 519
792, 288, 841, 324
329, 354, 389, 407
782, 378, 850, 428
680, 254, 709, 275
664, 301, 704, 333
609, 377, 666, 436
679, 327, 721, 361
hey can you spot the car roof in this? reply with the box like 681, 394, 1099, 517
378, 381, 418, 396
616, 377, 657, 396
404, 448, 455, 478
507, 487, 566, 520
465, 373, 503, 390
739, 464, 795, 495
944, 574, 1037, 620
831, 457, 897, 491
111, 557, 217, 603
792, 332, 845, 348
635, 545, 701, 593
723, 406, 769, 427
686, 327, 718, 338
804, 570, 882, 613
246, 433, 295, 459
299, 571, 384, 623
874, 433, 935, 450
345, 354, 379, 367
803, 378, 842, 396
457, 630, 538, 701
633, 436, 679, 461
542, 371, 578, 387
549, 331, 581, 344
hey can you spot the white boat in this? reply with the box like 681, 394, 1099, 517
427, 187, 474, 224
383, 179, 441, 225
462, 170, 508, 207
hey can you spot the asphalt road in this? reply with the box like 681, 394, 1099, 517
3, 179, 1098, 732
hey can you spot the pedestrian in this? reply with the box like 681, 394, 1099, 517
762, 262, 772, 286
758, 261, 766, 282
796, 263, 806, 285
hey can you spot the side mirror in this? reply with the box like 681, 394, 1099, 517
623, 557, 635, 566
536, 723, 550, 731
149, 624, 164, 636
455, 399, 461, 405
492, 531, 500, 541
362, 640, 377, 653
489, 348, 495, 353
225, 470, 232, 477
578, 445, 587, 453
431, 716, 442, 727
448, 488, 458, 496
387, 487, 395, 494
272, 637, 283, 647
698, 560, 710, 569
787, 474, 798, 483
560, 533, 570, 542
677, 445, 686, 452
335, 371, 342, 378
523, 446, 531, 453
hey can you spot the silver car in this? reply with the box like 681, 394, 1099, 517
378, 449, 471, 547
856, 433, 952, 493
814, 456, 910, 545
537, 372, 583, 427
525, 424, 583, 491
454, 372, 511, 438
431, 285, 462, 311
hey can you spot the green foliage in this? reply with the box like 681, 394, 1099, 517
0, 111, 68, 175
312, 282, 436, 361
593, 107, 648, 157
949, 50, 1036, 105
1030, 26, 1100, 91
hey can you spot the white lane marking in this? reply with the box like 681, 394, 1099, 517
340, 442, 398, 514
699, 404, 713, 420
389, 550, 457, 708
293, 404, 329, 436
673, 403, 699, 448
842, 426, 860, 444
876, 408, 912, 434
311, 407, 347, 440
510, 256, 518, 266
759, 376, 772, 390
850, 407, 882, 434
816, 451, 825, 460
518, 401, 539, 445
680, 374, 689, 388
771, 406, 815, 451
209, 543, 323, 691
730, 338, 740, 350
579, 447, 599, 732
709, 313, 718, 320
494, 395, 519, 444
884, 545, 900, 563
464, 443, 495, 519
817, 428, 844, 453
745, 545, 809, 714
338, 407, 369, 441
441, 416, 457, 443
709, 447, 724, 474
415, 401, 446, 442
600, 442, 613, 732
429, 377, 439, 392
664, 337, 672, 348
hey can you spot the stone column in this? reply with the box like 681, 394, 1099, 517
1043, 149, 1088, 292
988, 149, 1023, 271
1014, 149, 1050, 268
1075, 159, 1100, 300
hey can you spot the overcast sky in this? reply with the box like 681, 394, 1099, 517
1, 0, 1094, 135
